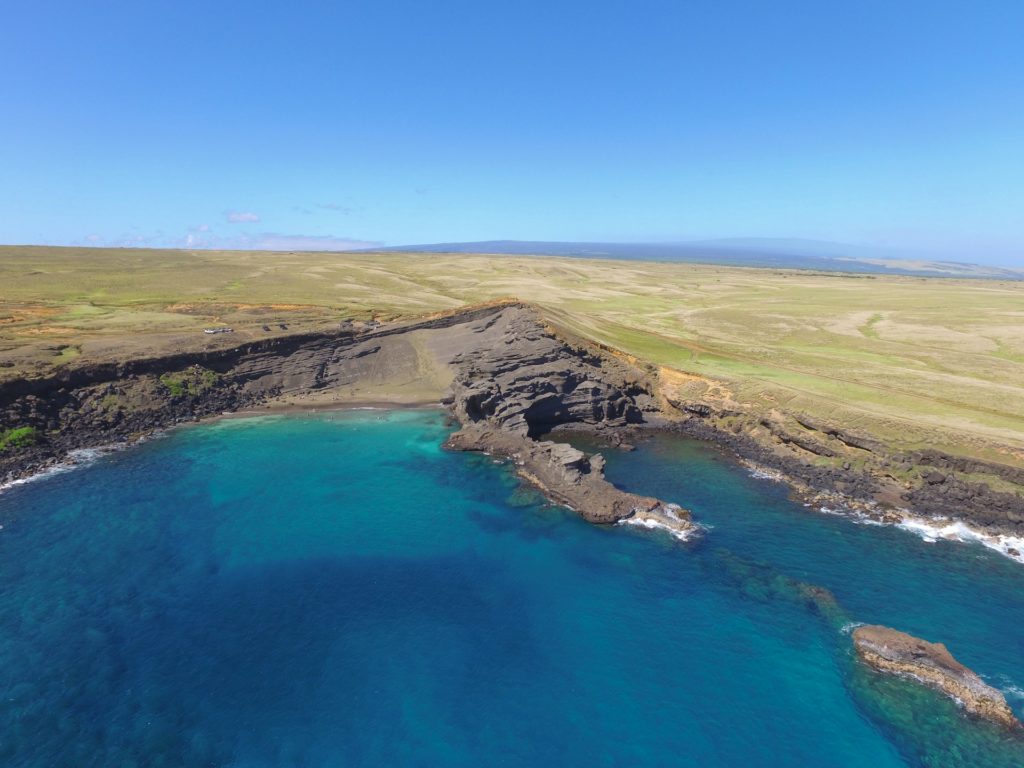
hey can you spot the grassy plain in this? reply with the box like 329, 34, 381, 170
2, 245, 1023, 464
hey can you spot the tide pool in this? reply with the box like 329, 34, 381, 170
1, 410, 1021, 766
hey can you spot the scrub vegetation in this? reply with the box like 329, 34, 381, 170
159, 368, 219, 397
2, 244, 1023, 466
0, 426, 38, 452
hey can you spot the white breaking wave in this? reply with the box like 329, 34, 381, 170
745, 464, 784, 483
985, 674, 1024, 701
0, 461, 76, 493
1000, 685, 1024, 701
896, 517, 1024, 564
0, 444, 128, 495
840, 621, 866, 635
617, 516, 705, 542
743, 460, 1024, 566
817, 506, 886, 526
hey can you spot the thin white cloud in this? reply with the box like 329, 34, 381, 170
226, 232, 380, 251
317, 203, 352, 214
225, 210, 261, 223
94, 232, 162, 247
76, 229, 382, 252
183, 230, 381, 251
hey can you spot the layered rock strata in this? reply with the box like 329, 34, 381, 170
7, 295, 1019, 539
0, 302, 695, 536
852, 624, 1020, 730
440, 306, 693, 533
0, 303, 519, 481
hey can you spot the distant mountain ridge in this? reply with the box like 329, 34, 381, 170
366, 239, 1024, 279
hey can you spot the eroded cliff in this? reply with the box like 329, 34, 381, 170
3, 299, 1021, 540
0, 302, 694, 534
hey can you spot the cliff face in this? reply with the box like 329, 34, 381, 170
0, 303, 516, 481
432, 305, 692, 531
442, 306, 658, 436
853, 625, 1020, 730
0, 303, 695, 535
3, 299, 1022, 539
434, 306, 693, 531
672, 404, 1024, 537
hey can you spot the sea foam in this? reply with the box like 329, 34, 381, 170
743, 460, 1024, 565
896, 517, 1024, 564
0, 444, 128, 495
616, 513, 706, 542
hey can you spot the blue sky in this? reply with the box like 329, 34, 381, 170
2, 1, 1022, 264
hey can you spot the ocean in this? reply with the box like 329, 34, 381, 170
1, 410, 1021, 767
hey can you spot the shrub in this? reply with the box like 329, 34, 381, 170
0, 426, 39, 452
159, 367, 220, 397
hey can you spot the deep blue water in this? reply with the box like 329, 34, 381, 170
1, 410, 1022, 767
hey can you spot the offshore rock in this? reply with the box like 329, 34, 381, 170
445, 425, 694, 535
852, 625, 1020, 730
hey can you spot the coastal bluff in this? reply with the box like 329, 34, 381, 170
7, 294, 1019, 540
852, 624, 1020, 730
441, 303, 694, 534
0, 301, 695, 537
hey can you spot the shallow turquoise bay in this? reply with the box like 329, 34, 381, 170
1, 410, 1022, 766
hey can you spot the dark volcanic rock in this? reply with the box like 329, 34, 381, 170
0, 303, 509, 485
445, 308, 659, 438
1, 303, 695, 537
442, 307, 693, 533
670, 414, 1024, 537
673, 417, 882, 504
446, 425, 691, 532
6, 298, 1020, 542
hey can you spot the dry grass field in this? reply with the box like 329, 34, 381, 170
2, 245, 1023, 464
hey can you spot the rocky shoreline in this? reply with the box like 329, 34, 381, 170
2, 301, 1022, 545
435, 303, 695, 535
0, 302, 512, 481
662, 413, 1024, 544
445, 426, 693, 535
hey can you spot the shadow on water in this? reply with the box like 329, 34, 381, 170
2, 547, 545, 767
710, 548, 1024, 767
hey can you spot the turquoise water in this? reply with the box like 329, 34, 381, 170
1, 411, 1022, 767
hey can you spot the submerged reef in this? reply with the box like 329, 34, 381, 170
712, 548, 1024, 766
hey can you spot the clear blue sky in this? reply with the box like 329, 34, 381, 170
2, 1, 1022, 264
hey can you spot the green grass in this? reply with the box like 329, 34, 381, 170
2, 244, 1023, 465
0, 427, 38, 452
53, 345, 80, 364
858, 313, 884, 339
